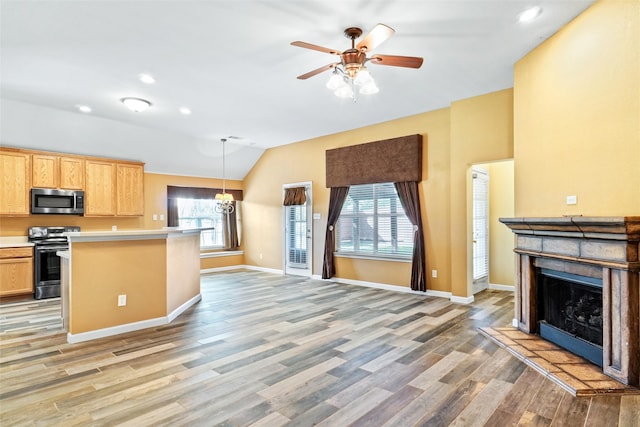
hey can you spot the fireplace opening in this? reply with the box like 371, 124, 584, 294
536, 269, 603, 367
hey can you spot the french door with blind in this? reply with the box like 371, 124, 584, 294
472, 167, 489, 293
283, 182, 312, 276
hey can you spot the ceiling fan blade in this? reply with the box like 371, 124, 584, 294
369, 54, 424, 69
291, 41, 341, 55
356, 23, 395, 52
296, 63, 339, 80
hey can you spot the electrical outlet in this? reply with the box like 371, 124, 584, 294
259, 253, 263, 260
118, 294, 127, 306
432, 270, 438, 278
159, 214, 165, 220
153, 214, 158, 221
566, 195, 577, 205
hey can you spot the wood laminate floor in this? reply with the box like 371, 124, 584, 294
1, 270, 638, 426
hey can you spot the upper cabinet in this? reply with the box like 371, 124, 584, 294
0, 150, 31, 215
85, 160, 144, 217
1, 148, 144, 217
60, 157, 85, 190
32, 154, 85, 190
32, 154, 59, 188
85, 160, 117, 216
116, 163, 144, 216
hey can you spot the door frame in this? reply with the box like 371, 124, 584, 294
282, 181, 313, 276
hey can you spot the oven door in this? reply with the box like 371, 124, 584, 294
34, 244, 67, 299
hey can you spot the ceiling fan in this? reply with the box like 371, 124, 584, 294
291, 23, 423, 97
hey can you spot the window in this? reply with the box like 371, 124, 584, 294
336, 183, 413, 258
175, 198, 224, 248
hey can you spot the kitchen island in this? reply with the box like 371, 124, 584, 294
60, 228, 205, 343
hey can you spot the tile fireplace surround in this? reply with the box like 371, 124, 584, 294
500, 216, 640, 386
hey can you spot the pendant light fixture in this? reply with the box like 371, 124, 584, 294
215, 138, 235, 214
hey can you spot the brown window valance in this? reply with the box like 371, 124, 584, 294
325, 134, 423, 187
283, 187, 307, 206
167, 185, 243, 201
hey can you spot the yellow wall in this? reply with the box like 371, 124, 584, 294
243, 91, 513, 296
166, 234, 201, 314
514, 0, 640, 216
450, 89, 515, 297
486, 160, 515, 287
70, 239, 167, 333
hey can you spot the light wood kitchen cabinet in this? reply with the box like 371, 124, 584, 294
32, 154, 59, 188
32, 154, 85, 190
116, 163, 144, 216
59, 157, 85, 189
0, 150, 31, 216
0, 247, 33, 296
85, 160, 117, 216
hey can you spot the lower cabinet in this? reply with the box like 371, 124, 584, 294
0, 247, 33, 296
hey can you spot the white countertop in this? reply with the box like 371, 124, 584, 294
0, 236, 34, 248
64, 227, 212, 242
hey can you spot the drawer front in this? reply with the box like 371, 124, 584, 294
0, 247, 33, 259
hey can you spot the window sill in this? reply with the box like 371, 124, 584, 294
334, 252, 412, 263
201, 250, 244, 259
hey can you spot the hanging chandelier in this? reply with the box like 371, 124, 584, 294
215, 138, 234, 214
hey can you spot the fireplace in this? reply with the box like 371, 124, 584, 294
537, 269, 603, 366
500, 216, 640, 386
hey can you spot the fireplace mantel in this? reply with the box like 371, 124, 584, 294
500, 216, 640, 386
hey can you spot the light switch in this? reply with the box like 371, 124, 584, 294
160, 214, 165, 220
152, 214, 158, 221
313, 213, 321, 220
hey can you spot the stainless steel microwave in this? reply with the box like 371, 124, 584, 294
31, 188, 85, 215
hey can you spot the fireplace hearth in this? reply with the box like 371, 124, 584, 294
500, 216, 640, 386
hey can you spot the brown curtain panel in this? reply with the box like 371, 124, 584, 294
283, 187, 307, 206
222, 203, 239, 250
394, 181, 426, 292
167, 198, 179, 227
322, 186, 349, 279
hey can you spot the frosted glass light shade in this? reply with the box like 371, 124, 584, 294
121, 97, 151, 112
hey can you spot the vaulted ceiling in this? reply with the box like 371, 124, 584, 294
0, 1, 595, 179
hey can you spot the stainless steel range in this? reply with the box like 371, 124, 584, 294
28, 226, 80, 299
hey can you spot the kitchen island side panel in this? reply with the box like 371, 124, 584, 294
69, 239, 167, 334
166, 233, 200, 314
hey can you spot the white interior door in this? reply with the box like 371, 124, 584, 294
284, 183, 312, 276
472, 167, 489, 293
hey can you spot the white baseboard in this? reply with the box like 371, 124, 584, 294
489, 283, 515, 292
451, 295, 475, 305
67, 317, 167, 344
202, 267, 474, 304
67, 293, 202, 344
167, 294, 202, 322
330, 276, 458, 302
201, 264, 284, 275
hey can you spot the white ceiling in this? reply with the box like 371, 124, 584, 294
0, 0, 595, 179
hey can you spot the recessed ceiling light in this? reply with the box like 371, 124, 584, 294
519, 6, 542, 23
76, 104, 92, 113
138, 73, 156, 84
179, 107, 192, 115
121, 97, 152, 112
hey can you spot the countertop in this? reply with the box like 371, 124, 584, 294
0, 236, 34, 248
64, 227, 213, 242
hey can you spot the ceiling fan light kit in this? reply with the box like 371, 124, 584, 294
292, 23, 423, 101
